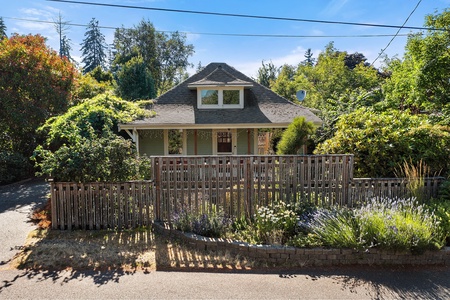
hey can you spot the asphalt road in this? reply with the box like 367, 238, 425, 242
0, 178, 48, 267
0, 179, 449, 299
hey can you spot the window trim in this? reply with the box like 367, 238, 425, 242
197, 87, 244, 109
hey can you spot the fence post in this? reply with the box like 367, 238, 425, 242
153, 157, 161, 221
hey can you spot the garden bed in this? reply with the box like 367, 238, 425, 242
154, 222, 450, 267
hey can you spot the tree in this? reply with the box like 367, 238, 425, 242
0, 34, 77, 155
302, 48, 315, 66
80, 18, 107, 73
256, 60, 279, 88
115, 56, 156, 101
271, 64, 297, 101
276, 117, 316, 154
54, 13, 73, 61
112, 19, 194, 94
0, 34, 77, 182
315, 108, 450, 177
0, 17, 7, 39
382, 9, 450, 114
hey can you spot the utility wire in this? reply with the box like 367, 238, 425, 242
3, 16, 411, 39
371, 0, 423, 66
46, 0, 447, 32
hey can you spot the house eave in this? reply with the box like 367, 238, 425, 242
118, 123, 293, 131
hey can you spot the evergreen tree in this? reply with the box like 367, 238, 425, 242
302, 48, 315, 66
80, 18, 107, 74
0, 17, 7, 39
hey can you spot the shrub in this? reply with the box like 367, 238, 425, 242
252, 201, 299, 245
425, 199, 450, 246
357, 198, 444, 253
172, 206, 232, 238
0, 151, 32, 184
33, 134, 151, 182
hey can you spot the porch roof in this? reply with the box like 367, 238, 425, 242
120, 62, 322, 130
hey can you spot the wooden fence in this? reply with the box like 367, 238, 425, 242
51, 181, 153, 230
50, 155, 445, 230
152, 155, 353, 221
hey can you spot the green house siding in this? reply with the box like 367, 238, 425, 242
236, 129, 254, 154
186, 129, 196, 155
196, 129, 212, 155
139, 130, 164, 156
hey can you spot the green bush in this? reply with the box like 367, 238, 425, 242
425, 199, 450, 246
172, 206, 231, 238
252, 201, 299, 245
33, 135, 151, 182
0, 151, 32, 184
356, 199, 444, 253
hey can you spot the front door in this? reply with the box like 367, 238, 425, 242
214, 130, 236, 155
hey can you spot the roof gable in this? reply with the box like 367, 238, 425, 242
188, 65, 252, 87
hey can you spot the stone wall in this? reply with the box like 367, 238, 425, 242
154, 223, 450, 267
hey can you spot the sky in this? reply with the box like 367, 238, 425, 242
2, 0, 449, 77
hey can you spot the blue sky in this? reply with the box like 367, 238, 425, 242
2, 0, 449, 77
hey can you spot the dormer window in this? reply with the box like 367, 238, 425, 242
198, 87, 244, 109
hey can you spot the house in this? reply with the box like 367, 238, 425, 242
118, 62, 321, 156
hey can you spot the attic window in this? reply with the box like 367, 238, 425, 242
198, 87, 244, 109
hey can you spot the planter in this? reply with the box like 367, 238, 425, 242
153, 222, 450, 267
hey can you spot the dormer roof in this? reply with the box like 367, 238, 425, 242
188, 65, 253, 88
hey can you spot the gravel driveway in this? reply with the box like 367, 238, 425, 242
0, 179, 49, 268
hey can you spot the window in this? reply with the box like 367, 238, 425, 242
198, 88, 243, 109
223, 90, 240, 105
217, 131, 232, 153
201, 90, 218, 105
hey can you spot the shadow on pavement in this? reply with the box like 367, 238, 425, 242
0, 178, 48, 213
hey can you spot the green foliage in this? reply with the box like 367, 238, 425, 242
277, 117, 316, 155
356, 199, 444, 253
89, 66, 113, 83
38, 93, 152, 149
315, 108, 450, 177
115, 56, 156, 101
255, 60, 279, 88
307, 208, 359, 249
0, 151, 32, 184
0, 17, 7, 39
382, 9, 450, 113
172, 206, 231, 238
34, 93, 153, 182
112, 19, 194, 95
302, 198, 444, 253
73, 73, 114, 102
271, 64, 297, 102
251, 201, 299, 245
34, 134, 151, 182
0, 34, 77, 178
425, 199, 450, 245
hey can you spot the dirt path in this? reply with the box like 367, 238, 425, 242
0, 179, 48, 269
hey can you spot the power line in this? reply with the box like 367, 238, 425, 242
2, 16, 411, 39
46, 0, 447, 32
371, 0, 423, 66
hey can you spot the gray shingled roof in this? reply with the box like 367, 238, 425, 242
123, 62, 321, 127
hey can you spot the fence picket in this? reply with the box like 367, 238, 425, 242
50, 155, 444, 230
